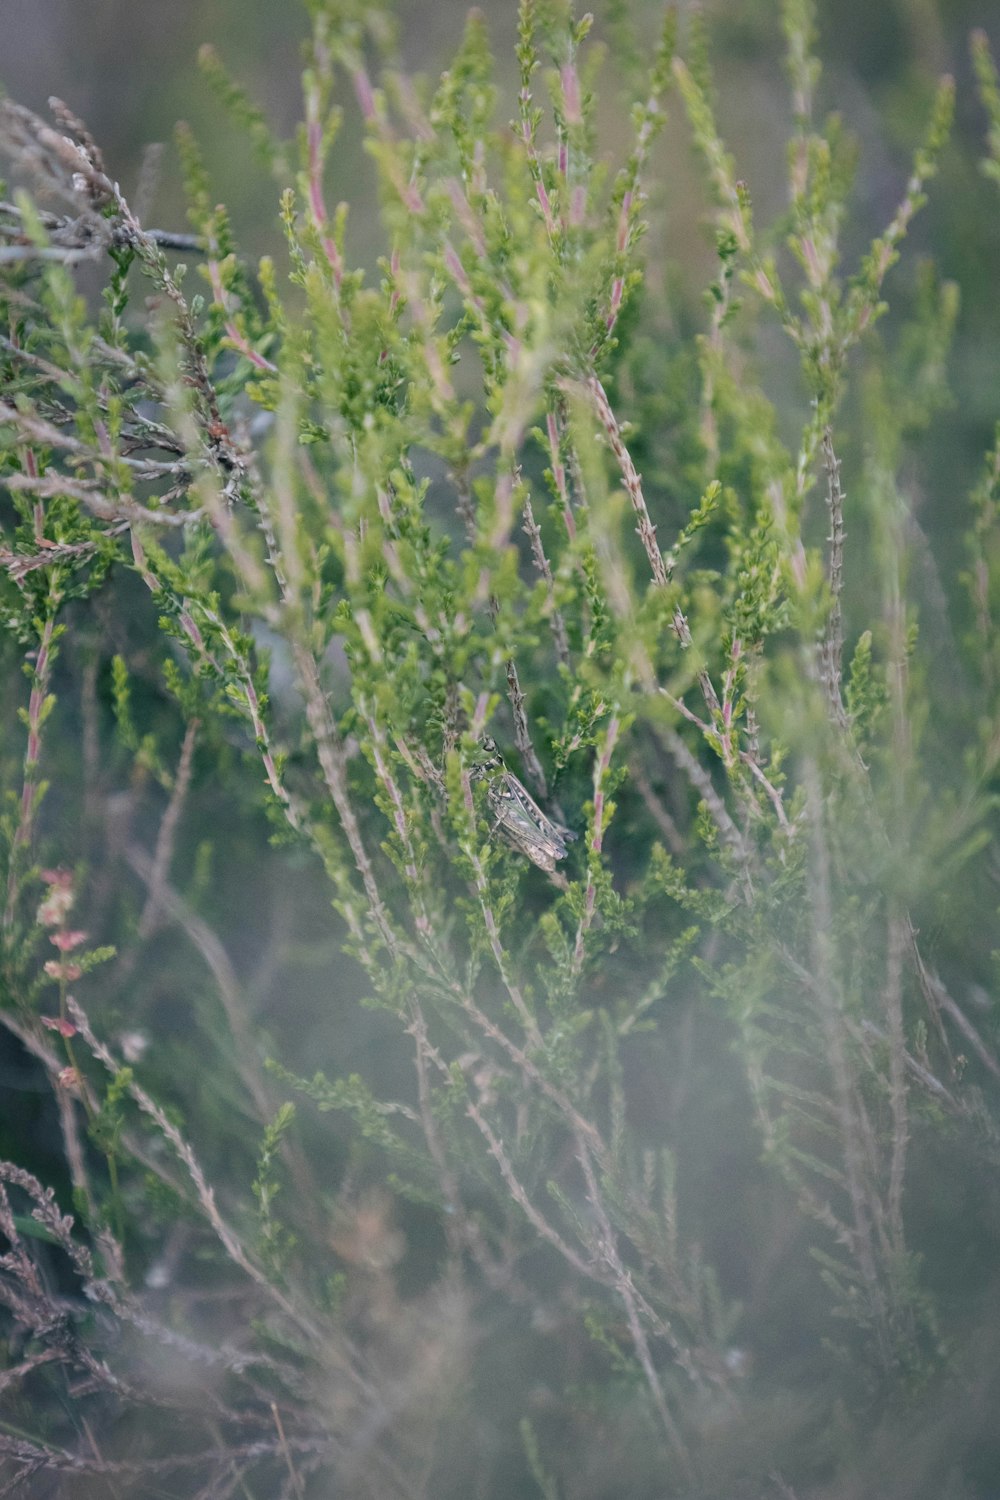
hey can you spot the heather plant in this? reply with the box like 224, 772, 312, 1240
2, 2, 1000, 1495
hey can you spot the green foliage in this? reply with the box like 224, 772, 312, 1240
253, 1100, 298, 1273
2, 7, 1000, 1498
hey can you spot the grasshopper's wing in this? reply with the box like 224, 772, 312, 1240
504, 777, 575, 851
488, 777, 568, 872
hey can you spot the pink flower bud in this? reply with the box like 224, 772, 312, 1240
51, 929, 88, 952
44, 960, 83, 982
42, 1016, 78, 1037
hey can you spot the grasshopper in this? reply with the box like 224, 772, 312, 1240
471, 736, 575, 874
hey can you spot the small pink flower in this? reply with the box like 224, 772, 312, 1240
37, 868, 75, 926
37, 887, 75, 927
41, 1016, 77, 1038
50, 929, 88, 952
44, 960, 82, 982
56, 1067, 80, 1090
